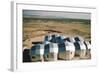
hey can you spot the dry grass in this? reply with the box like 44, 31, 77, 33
23, 18, 91, 49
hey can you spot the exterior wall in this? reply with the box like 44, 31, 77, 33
31, 54, 41, 62
86, 49, 91, 57
58, 51, 75, 60
75, 50, 80, 56
40, 55, 44, 62
30, 44, 44, 62
80, 49, 86, 58
75, 49, 86, 58
85, 41, 91, 57
43, 53, 57, 61
58, 51, 66, 60
69, 51, 75, 60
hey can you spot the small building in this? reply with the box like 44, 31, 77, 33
84, 41, 91, 56
74, 41, 86, 58
58, 41, 75, 60
43, 43, 58, 61
65, 41, 75, 60
58, 42, 66, 60
30, 44, 44, 62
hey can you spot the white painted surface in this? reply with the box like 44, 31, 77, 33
65, 41, 75, 51
50, 43, 58, 53
40, 44, 44, 55
52, 43, 58, 54
85, 41, 91, 49
70, 37, 76, 43
78, 41, 86, 50
87, 44, 91, 50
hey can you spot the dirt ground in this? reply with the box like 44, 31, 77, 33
23, 19, 90, 48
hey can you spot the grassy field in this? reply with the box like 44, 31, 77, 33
23, 18, 91, 49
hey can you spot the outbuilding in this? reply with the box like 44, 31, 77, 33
84, 41, 91, 57
74, 41, 86, 58
58, 41, 75, 60
30, 44, 44, 62
44, 43, 58, 61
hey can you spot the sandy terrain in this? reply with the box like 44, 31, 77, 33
23, 18, 91, 49
23, 18, 91, 62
